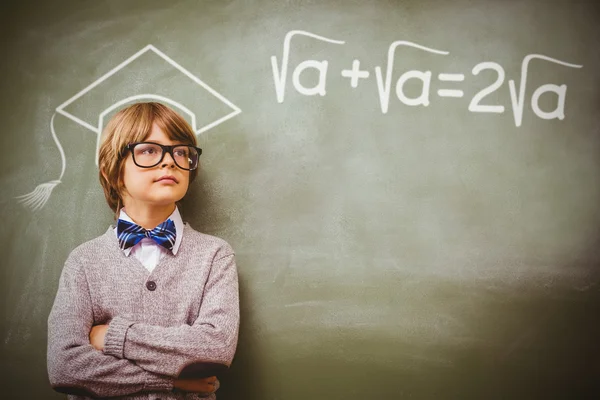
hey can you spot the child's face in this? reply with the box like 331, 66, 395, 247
121, 123, 191, 210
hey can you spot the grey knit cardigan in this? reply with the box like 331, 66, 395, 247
47, 223, 240, 399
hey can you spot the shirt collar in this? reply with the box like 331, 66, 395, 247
115, 206, 184, 256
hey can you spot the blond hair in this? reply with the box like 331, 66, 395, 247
98, 102, 199, 214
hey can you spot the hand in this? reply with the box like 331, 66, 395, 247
174, 376, 218, 393
89, 324, 109, 351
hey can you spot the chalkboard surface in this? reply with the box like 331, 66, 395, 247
1, 0, 600, 399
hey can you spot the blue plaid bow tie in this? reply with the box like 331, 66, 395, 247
116, 218, 176, 252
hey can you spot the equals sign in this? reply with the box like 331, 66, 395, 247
437, 73, 464, 98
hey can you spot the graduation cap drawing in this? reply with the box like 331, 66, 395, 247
17, 44, 241, 210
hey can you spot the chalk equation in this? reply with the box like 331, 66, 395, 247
271, 30, 583, 127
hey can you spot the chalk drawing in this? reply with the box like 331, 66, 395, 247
17, 44, 241, 210
271, 30, 345, 103
508, 54, 582, 127
272, 30, 583, 126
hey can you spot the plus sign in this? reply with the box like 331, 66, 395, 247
341, 59, 370, 88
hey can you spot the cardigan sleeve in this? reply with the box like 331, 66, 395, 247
47, 251, 175, 397
103, 244, 240, 378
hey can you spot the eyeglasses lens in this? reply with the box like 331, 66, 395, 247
173, 145, 199, 170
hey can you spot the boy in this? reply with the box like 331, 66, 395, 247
47, 102, 239, 399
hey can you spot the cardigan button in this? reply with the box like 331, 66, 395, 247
146, 281, 157, 291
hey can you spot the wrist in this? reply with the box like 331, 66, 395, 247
103, 316, 134, 358
145, 374, 174, 392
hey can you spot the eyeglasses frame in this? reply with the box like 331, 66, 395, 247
123, 142, 203, 171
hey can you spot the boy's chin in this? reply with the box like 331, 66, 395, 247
149, 189, 187, 202
142, 197, 185, 208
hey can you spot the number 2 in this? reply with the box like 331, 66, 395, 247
469, 62, 505, 113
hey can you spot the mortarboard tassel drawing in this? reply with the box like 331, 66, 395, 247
16, 44, 241, 211
16, 113, 65, 211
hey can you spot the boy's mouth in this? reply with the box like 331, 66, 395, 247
156, 175, 179, 183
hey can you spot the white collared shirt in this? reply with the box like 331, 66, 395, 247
114, 207, 184, 273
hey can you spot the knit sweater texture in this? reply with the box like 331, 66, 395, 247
47, 223, 239, 399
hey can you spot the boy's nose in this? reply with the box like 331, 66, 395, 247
161, 150, 176, 167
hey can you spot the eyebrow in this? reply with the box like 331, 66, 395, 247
138, 140, 191, 146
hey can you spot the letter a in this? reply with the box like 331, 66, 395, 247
395, 70, 432, 106
531, 84, 567, 121
292, 60, 328, 97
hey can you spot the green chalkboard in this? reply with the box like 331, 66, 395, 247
1, 0, 600, 398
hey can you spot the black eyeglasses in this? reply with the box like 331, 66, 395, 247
124, 142, 203, 171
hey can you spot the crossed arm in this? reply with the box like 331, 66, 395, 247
47, 250, 239, 398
